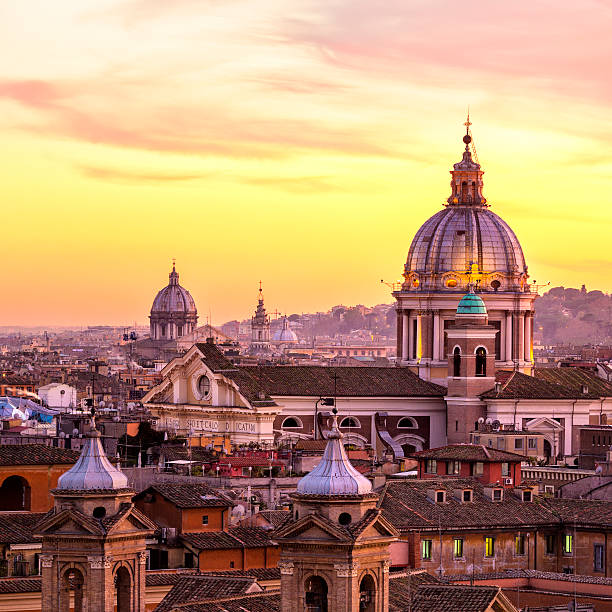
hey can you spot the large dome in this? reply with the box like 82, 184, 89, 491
151, 265, 197, 315
403, 135, 528, 294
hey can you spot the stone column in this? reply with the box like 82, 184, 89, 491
416, 314, 422, 362
401, 311, 409, 362
433, 311, 440, 361
517, 313, 525, 364
408, 315, 414, 360
505, 312, 513, 363
524, 313, 532, 362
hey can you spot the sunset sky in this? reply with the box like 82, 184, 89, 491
1, 0, 610, 326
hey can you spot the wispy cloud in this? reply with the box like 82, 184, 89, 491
76, 164, 212, 184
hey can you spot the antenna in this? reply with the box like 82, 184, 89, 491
464, 108, 480, 165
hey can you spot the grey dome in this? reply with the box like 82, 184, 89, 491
273, 317, 298, 343
57, 426, 128, 491
405, 206, 527, 291
297, 414, 372, 496
151, 265, 197, 315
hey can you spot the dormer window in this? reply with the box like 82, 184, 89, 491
522, 490, 532, 502
435, 490, 446, 504
492, 488, 503, 502
462, 489, 473, 503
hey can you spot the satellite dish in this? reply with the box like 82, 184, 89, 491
72, 428, 79, 436
59, 431, 66, 438
99, 401, 105, 408
485, 418, 493, 425
492, 420, 501, 430
477, 417, 485, 424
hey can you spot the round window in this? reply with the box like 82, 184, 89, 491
446, 279, 457, 288
338, 512, 352, 526
198, 375, 211, 397
93, 506, 106, 519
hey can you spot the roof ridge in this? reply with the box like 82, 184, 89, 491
482, 445, 491, 459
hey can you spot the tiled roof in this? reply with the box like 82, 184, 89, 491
411, 444, 526, 463
201, 568, 280, 581
0, 512, 47, 544
159, 446, 216, 463
0, 445, 80, 466
135, 484, 232, 509
294, 439, 327, 452
255, 510, 291, 528
409, 585, 508, 612
244, 365, 447, 397
195, 343, 277, 407
446, 568, 612, 586
481, 370, 603, 400
536, 367, 612, 397
155, 575, 261, 612
218, 457, 283, 468
379, 479, 612, 531
181, 527, 275, 551
164, 591, 281, 612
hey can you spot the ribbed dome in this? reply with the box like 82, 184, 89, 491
57, 425, 128, 491
297, 413, 372, 496
151, 265, 197, 315
457, 290, 487, 315
273, 317, 298, 343
406, 207, 526, 285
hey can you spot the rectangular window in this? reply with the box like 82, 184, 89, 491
472, 462, 484, 476
425, 459, 437, 474
563, 534, 573, 555
515, 535, 526, 556
462, 489, 472, 503
454, 538, 464, 559
545, 534, 556, 555
447, 460, 460, 475
473, 435, 480, 444
594, 544, 605, 572
421, 539, 432, 560
501, 462, 510, 477
514, 438, 524, 450
528, 438, 537, 449
229, 561, 235, 568
435, 491, 446, 503
492, 488, 503, 502
497, 438, 505, 450
184, 552, 195, 568
485, 537, 495, 558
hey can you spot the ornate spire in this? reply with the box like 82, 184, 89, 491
169, 259, 179, 286
57, 411, 129, 491
447, 116, 487, 207
297, 409, 372, 496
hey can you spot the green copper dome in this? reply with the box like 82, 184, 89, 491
456, 290, 487, 315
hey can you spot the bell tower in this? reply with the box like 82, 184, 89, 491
445, 290, 497, 444
275, 410, 398, 612
249, 282, 272, 355
35, 412, 156, 612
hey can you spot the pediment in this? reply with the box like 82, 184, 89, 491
35, 510, 103, 537
106, 507, 157, 535
525, 417, 565, 431
275, 514, 350, 542
352, 511, 399, 541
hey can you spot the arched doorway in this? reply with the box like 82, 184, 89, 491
115, 566, 131, 612
359, 574, 376, 611
0, 476, 31, 510
305, 575, 328, 612
60, 567, 84, 612
543, 439, 552, 463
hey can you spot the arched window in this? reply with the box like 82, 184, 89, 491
453, 347, 461, 377
397, 417, 418, 429
282, 417, 302, 429
340, 417, 360, 429
0, 476, 31, 511
359, 574, 377, 612
305, 576, 328, 612
160, 324, 166, 337
475, 347, 487, 376
115, 566, 131, 612
177, 325, 183, 337
60, 568, 84, 612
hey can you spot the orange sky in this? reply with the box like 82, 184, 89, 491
0, 1, 610, 326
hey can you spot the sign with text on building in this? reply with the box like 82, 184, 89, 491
186, 418, 257, 434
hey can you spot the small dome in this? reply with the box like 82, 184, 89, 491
457, 290, 487, 315
297, 413, 372, 496
151, 265, 197, 315
57, 424, 128, 491
273, 317, 298, 343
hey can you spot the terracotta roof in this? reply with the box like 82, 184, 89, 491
446, 568, 612, 586
195, 344, 277, 407
164, 591, 281, 612
0, 444, 80, 466
536, 367, 612, 397
409, 585, 510, 612
294, 439, 327, 452
244, 365, 447, 397
201, 568, 281, 581
0, 512, 47, 544
181, 527, 275, 551
411, 444, 526, 463
155, 575, 261, 612
379, 479, 612, 531
134, 484, 232, 509
218, 457, 283, 468
481, 370, 602, 400
159, 446, 216, 463
254, 510, 291, 528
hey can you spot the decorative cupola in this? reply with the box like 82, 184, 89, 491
35, 411, 156, 612
447, 116, 487, 206
275, 409, 398, 612
169, 262, 179, 285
